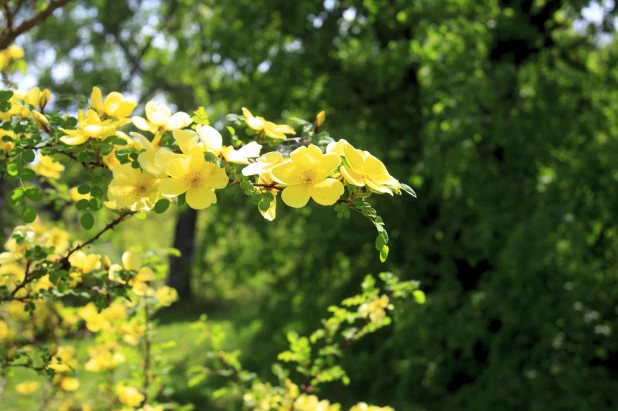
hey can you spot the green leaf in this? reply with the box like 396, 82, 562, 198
0, 101, 11, 112
0, 90, 14, 102
77, 184, 90, 194
175, 193, 186, 206
204, 152, 217, 162
80, 212, 95, 230
259, 200, 271, 212
22, 205, 36, 223
7, 162, 19, 176
90, 186, 104, 198
22, 150, 35, 163
375, 234, 385, 251
10, 188, 25, 205
400, 183, 417, 198
379, 245, 389, 262
413, 290, 426, 304
75, 199, 89, 211
99, 143, 114, 155
154, 199, 170, 214
25, 188, 43, 202
89, 198, 102, 211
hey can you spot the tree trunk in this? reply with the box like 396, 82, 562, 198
166, 206, 198, 299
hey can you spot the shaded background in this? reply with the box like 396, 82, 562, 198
5, 0, 618, 409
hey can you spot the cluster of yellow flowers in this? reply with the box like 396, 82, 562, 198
0, 44, 24, 70
244, 379, 393, 411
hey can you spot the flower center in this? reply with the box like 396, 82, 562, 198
299, 170, 318, 185
133, 182, 153, 198
184, 169, 204, 188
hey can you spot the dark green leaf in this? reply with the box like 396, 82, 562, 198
80, 212, 95, 230
22, 205, 36, 223
154, 199, 170, 214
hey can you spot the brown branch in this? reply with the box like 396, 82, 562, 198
0, 0, 74, 51
61, 210, 136, 263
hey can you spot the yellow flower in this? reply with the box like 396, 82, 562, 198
0, 88, 49, 120
349, 404, 394, 411
326, 139, 350, 157
270, 145, 343, 208
155, 286, 178, 307
106, 163, 161, 211
32, 110, 49, 129
195, 125, 262, 164
242, 107, 295, 139
241, 152, 286, 176
60, 377, 80, 392
32, 155, 64, 179
16, 381, 39, 395
0, 129, 15, 155
90, 86, 137, 120
135, 132, 178, 177
158, 146, 229, 210
48, 346, 78, 372
85, 343, 125, 371
78, 303, 111, 332
6, 44, 25, 59
122, 322, 146, 345
108, 251, 156, 295
59, 109, 117, 145
339, 142, 400, 195
358, 295, 393, 324
68, 250, 101, 274
116, 386, 145, 407
132, 101, 192, 134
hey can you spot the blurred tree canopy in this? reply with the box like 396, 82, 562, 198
8, 0, 618, 409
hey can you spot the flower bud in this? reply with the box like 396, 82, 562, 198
39, 89, 51, 110
48, 343, 58, 356
315, 110, 326, 128
103, 256, 112, 270
32, 110, 49, 129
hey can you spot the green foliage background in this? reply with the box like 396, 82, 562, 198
5, 0, 618, 409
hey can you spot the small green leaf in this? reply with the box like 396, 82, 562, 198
175, 193, 186, 206
22, 205, 36, 223
379, 245, 389, 263
80, 212, 95, 230
259, 200, 271, 212
204, 152, 217, 162
10, 188, 25, 205
413, 290, 426, 304
75, 199, 89, 211
7, 162, 19, 176
0, 101, 11, 112
154, 199, 170, 214
22, 150, 35, 163
90, 186, 104, 198
25, 188, 43, 202
400, 183, 417, 198
375, 234, 385, 251
89, 198, 102, 211
77, 184, 90, 194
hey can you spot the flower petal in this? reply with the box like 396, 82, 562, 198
196, 125, 223, 153
340, 165, 365, 186
60, 134, 89, 145
204, 163, 229, 189
132, 116, 151, 132
167, 112, 193, 130
366, 179, 394, 195
271, 161, 301, 185
310, 178, 344, 205
122, 252, 142, 271
90, 87, 104, 115
317, 153, 341, 180
159, 178, 189, 197
163, 154, 190, 179
363, 154, 389, 176
343, 143, 364, 170
290, 145, 322, 170
186, 185, 217, 209
173, 129, 200, 155
281, 184, 311, 208
146, 102, 170, 126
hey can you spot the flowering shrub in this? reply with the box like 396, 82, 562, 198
0, 42, 420, 410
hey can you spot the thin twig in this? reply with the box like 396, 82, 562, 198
0, 0, 74, 51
